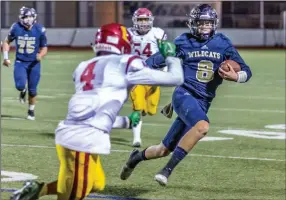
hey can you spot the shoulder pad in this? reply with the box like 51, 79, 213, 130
34, 23, 46, 33
174, 33, 189, 45
127, 27, 135, 35
215, 32, 233, 46
122, 55, 145, 73
153, 27, 166, 40
10, 23, 18, 31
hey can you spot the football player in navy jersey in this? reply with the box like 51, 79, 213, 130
120, 4, 252, 186
2, 6, 48, 120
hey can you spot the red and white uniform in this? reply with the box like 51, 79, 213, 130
55, 54, 183, 155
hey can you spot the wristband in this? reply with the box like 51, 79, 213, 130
3, 51, 8, 60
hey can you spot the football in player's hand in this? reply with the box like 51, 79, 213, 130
220, 60, 241, 72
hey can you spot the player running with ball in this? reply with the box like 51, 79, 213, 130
120, 4, 252, 186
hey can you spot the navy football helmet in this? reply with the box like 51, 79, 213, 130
187, 4, 218, 40
19, 6, 37, 27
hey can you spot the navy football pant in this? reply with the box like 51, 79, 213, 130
162, 86, 210, 152
14, 60, 41, 97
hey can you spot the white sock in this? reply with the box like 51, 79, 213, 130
132, 120, 142, 142
29, 104, 35, 111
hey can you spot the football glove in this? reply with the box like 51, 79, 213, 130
157, 39, 176, 58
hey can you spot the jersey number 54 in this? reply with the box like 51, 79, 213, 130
134, 43, 152, 57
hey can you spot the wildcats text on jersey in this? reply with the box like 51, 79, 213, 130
188, 51, 221, 60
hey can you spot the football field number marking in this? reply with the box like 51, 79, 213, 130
219, 124, 286, 140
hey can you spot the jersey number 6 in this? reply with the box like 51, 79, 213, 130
80, 61, 97, 91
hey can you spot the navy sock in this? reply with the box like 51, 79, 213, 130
163, 146, 188, 174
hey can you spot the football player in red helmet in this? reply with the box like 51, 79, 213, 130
128, 8, 167, 147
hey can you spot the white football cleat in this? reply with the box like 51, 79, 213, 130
27, 115, 35, 121
27, 110, 35, 120
154, 174, 168, 186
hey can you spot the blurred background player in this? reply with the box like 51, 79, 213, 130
128, 8, 167, 147
11, 23, 183, 200
120, 4, 252, 186
2, 6, 48, 120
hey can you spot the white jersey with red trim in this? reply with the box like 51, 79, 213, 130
55, 54, 183, 154
128, 27, 167, 60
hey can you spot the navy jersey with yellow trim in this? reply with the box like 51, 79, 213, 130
146, 32, 252, 101
7, 22, 47, 62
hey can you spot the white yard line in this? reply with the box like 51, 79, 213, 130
2, 98, 284, 114
2, 144, 285, 162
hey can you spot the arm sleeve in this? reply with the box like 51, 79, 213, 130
127, 56, 184, 86
6, 23, 17, 42
39, 27, 48, 48
112, 116, 130, 129
145, 41, 185, 69
145, 52, 166, 69
224, 46, 252, 82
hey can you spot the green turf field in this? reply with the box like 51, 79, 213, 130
1, 50, 285, 200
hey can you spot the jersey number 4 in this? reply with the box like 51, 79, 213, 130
134, 43, 152, 57
80, 61, 97, 91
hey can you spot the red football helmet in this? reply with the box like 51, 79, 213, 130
94, 23, 132, 55
132, 8, 154, 34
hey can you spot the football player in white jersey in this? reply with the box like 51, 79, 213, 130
11, 23, 183, 200
128, 8, 167, 147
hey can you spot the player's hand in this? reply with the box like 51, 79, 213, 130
3, 59, 11, 67
157, 39, 176, 58
36, 54, 42, 61
218, 63, 238, 82
128, 111, 141, 128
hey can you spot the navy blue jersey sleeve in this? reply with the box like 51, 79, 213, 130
224, 46, 252, 82
145, 52, 166, 69
6, 23, 17, 42
39, 26, 47, 48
